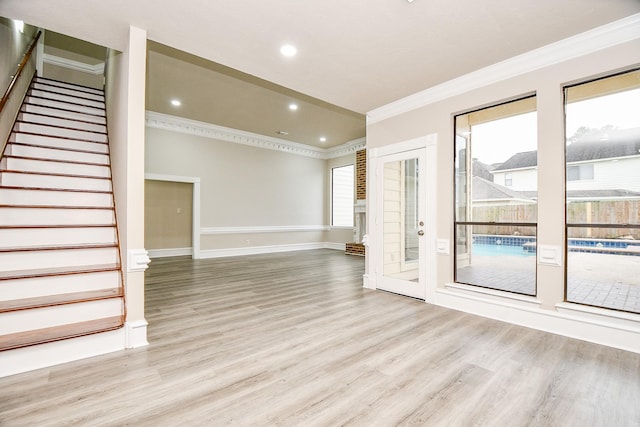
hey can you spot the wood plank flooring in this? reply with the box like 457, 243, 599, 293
1, 249, 639, 426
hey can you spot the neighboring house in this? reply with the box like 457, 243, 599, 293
491, 127, 640, 194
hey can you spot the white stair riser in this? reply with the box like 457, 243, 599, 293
0, 299, 122, 335
6, 144, 109, 165
29, 89, 105, 109
14, 122, 107, 143
0, 207, 114, 226
11, 132, 108, 154
0, 270, 120, 301
0, 226, 117, 248
0, 247, 119, 272
32, 82, 105, 103
35, 78, 104, 96
0, 187, 113, 207
22, 104, 106, 125
18, 113, 106, 133
0, 270, 120, 302
0, 172, 112, 191
1, 157, 111, 178
25, 96, 104, 116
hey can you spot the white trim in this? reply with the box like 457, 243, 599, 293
42, 53, 105, 75
144, 173, 201, 259
145, 111, 366, 160
436, 285, 640, 354
147, 247, 192, 258
0, 328, 125, 378
367, 13, 640, 124
198, 242, 341, 259
201, 225, 330, 234
127, 249, 151, 272
125, 320, 149, 348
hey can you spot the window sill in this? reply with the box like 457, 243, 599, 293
444, 282, 542, 308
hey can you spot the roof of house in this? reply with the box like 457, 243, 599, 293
492, 127, 640, 171
472, 176, 535, 202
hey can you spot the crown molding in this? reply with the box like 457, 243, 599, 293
42, 53, 105, 75
367, 13, 640, 124
145, 111, 366, 159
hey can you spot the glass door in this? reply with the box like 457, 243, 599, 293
376, 148, 428, 299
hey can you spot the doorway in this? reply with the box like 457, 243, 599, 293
372, 136, 437, 301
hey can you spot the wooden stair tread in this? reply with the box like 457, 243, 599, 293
15, 120, 107, 135
0, 169, 111, 180
3, 154, 110, 167
0, 263, 121, 281
0, 224, 115, 229
21, 101, 106, 119
7, 137, 108, 150
0, 243, 117, 253
0, 316, 123, 352
27, 92, 105, 109
0, 204, 114, 210
0, 289, 123, 313
20, 109, 107, 127
35, 76, 105, 94
0, 186, 112, 194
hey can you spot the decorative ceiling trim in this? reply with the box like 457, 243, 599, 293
367, 13, 640, 124
42, 53, 105, 75
145, 111, 366, 159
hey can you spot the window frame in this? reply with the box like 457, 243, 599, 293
330, 164, 355, 228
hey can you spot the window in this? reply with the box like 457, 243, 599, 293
564, 68, 640, 314
567, 164, 594, 181
331, 164, 354, 227
454, 96, 538, 296
505, 173, 513, 187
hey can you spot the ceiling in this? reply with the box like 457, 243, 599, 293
2, 0, 639, 147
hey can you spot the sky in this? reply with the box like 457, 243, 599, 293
470, 88, 640, 165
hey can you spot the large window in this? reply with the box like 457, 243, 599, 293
454, 96, 538, 295
331, 164, 354, 227
564, 68, 640, 314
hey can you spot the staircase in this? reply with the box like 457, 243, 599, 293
0, 76, 125, 352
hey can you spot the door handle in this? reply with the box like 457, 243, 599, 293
417, 230, 424, 236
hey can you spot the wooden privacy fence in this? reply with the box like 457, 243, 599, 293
470, 200, 640, 239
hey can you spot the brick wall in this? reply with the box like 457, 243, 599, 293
346, 243, 365, 256
356, 149, 366, 200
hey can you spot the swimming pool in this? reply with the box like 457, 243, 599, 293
471, 243, 535, 257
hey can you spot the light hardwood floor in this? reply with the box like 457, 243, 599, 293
1, 249, 639, 426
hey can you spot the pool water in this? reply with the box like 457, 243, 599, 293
472, 243, 535, 257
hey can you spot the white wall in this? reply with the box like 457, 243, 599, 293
493, 168, 537, 191
569, 157, 640, 192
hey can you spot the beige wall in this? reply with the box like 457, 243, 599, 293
145, 180, 193, 250
145, 126, 329, 251
42, 44, 105, 89
367, 40, 640, 310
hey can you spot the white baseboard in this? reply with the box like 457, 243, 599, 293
198, 242, 347, 259
125, 320, 149, 348
147, 247, 192, 258
325, 242, 347, 251
0, 329, 125, 378
435, 285, 640, 354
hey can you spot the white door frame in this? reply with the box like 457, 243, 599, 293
367, 134, 437, 302
144, 173, 201, 259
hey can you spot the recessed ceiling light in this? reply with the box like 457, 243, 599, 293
14, 20, 24, 33
280, 44, 297, 57
320, 137, 327, 142
171, 99, 181, 107
289, 103, 298, 111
